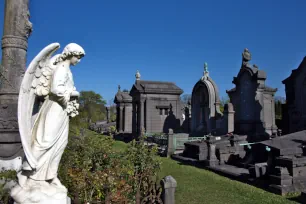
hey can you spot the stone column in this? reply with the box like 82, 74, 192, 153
223, 103, 235, 133
0, 0, 32, 167
161, 175, 177, 204
167, 129, 175, 157
145, 98, 151, 132
124, 103, 132, 133
206, 137, 218, 167
132, 102, 137, 135
139, 97, 145, 135
106, 106, 110, 123
119, 105, 124, 132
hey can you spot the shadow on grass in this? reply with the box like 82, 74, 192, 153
287, 195, 303, 203
171, 154, 301, 203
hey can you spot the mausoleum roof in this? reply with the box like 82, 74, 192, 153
132, 80, 183, 95
114, 90, 132, 103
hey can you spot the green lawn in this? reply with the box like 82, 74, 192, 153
112, 140, 297, 204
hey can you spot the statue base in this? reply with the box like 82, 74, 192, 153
14, 197, 71, 204
11, 178, 70, 204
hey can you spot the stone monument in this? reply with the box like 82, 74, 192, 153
11, 43, 85, 204
190, 62, 223, 135
0, 0, 33, 171
226, 48, 278, 140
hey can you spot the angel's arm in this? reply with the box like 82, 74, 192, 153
50, 67, 71, 107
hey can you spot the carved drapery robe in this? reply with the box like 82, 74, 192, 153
25, 65, 75, 180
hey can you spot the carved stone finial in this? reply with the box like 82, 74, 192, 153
135, 70, 141, 80
242, 48, 251, 67
118, 85, 121, 91
204, 62, 208, 72
201, 62, 209, 81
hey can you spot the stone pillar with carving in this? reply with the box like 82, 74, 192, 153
0, 0, 32, 170
119, 105, 124, 132
139, 97, 145, 136
145, 98, 151, 132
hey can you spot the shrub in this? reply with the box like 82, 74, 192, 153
0, 170, 17, 203
59, 124, 162, 203
125, 136, 162, 203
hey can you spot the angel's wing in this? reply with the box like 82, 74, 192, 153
18, 43, 60, 169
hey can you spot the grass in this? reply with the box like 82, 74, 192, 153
158, 158, 297, 204
111, 140, 297, 204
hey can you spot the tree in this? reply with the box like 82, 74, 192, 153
219, 95, 230, 113
72, 91, 108, 126
180, 94, 191, 105
274, 96, 285, 120
79, 91, 106, 107
107, 98, 117, 122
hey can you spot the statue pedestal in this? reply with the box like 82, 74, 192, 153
14, 197, 71, 204
11, 178, 71, 204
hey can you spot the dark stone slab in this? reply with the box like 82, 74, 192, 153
269, 175, 292, 186
269, 184, 295, 196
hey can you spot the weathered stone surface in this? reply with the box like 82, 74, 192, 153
226, 48, 277, 138
191, 63, 223, 135
282, 57, 306, 134
0, 0, 32, 162
115, 71, 183, 137
160, 176, 177, 204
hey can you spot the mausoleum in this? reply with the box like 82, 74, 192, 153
114, 86, 133, 134
114, 70, 184, 137
191, 63, 223, 135
282, 57, 306, 134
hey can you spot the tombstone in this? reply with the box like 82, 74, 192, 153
160, 175, 177, 204
0, 0, 32, 170
226, 49, 278, 140
282, 57, 306, 134
190, 62, 223, 135
259, 130, 306, 195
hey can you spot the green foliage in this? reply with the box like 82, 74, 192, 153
60, 124, 162, 203
159, 158, 297, 204
108, 125, 116, 135
73, 91, 108, 128
275, 100, 282, 120
79, 91, 106, 107
0, 170, 17, 203
59, 128, 133, 203
125, 136, 162, 200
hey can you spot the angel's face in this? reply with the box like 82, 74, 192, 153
70, 55, 82, 66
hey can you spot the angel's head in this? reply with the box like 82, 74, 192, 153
56, 43, 85, 66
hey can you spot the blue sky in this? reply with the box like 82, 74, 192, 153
1, 0, 306, 103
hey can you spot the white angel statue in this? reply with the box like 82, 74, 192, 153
11, 43, 85, 204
